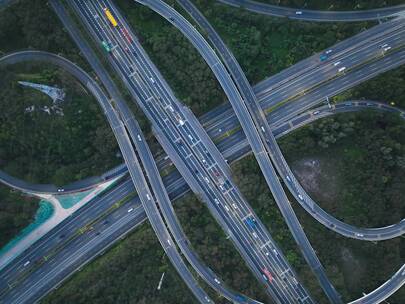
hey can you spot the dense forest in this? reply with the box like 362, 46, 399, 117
258, 0, 405, 10
0, 63, 120, 185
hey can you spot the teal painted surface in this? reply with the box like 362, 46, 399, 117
58, 190, 92, 209
0, 200, 54, 257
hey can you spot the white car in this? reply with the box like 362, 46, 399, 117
214, 278, 220, 284
137, 134, 142, 141
286, 175, 291, 182
383, 46, 392, 52
232, 203, 238, 209
333, 61, 341, 66
338, 67, 346, 73
149, 77, 155, 84
325, 49, 333, 54
252, 232, 258, 239
127, 208, 134, 213
23, 261, 30, 267
381, 43, 388, 48
224, 205, 230, 212
295, 11, 302, 15
214, 198, 220, 205
313, 111, 320, 115
298, 194, 304, 200
355, 233, 364, 237
260, 126, 265, 132
146, 193, 151, 200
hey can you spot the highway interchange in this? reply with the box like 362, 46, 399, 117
0, 1, 405, 303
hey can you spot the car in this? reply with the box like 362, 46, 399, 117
57, 188, 64, 192
168, 105, 174, 112
383, 46, 392, 52
232, 203, 238, 209
146, 193, 151, 200
188, 134, 193, 141
265, 251, 270, 256
23, 261, 30, 267
204, 177, 210, 184
260, 126, 265, 132
96, 232, 101, 236
295, 11, 302, 15
319, 54, 328, 61
333, 61, 341, 66
214, 198, 220, 205
224, 205, 230, 212
355, 233, 364, 237
214, 278, 220, 284
313, 110, 320, 115
325, 49, 333, 54
286, 175, 291, 182
137, 134, 142, 141
272, 248, 278, 255
381, 43, 388, 48
128, 208, 134, 213
167, 239, 171, 245
169, 16, 175, 21
338, 66, 346, 73
219, 184, 225, 191
252, 232, 258, 238
298, 194, 304, 200
149, 77, 155, 84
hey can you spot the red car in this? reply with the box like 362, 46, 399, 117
262, 268, 273, 283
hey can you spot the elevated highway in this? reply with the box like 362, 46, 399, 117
218, 0, 405, 22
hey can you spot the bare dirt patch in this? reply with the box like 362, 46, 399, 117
290, 156, 340, 211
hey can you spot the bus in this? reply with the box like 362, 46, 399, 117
104, 8, 118, 27
102, 41, 111, 52
245, 217, 256, 230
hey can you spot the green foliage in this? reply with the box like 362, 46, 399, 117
0, 184, 38, 248
0, 63, 120, 185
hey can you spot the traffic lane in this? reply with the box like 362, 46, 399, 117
217, 0, 405, 22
